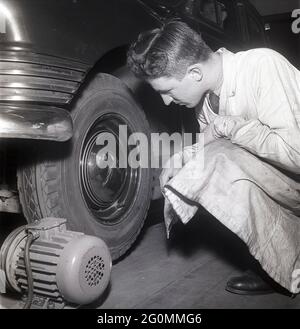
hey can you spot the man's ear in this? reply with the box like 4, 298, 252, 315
187, 64, 203, 82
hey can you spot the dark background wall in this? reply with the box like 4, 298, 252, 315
264, 13, 299, 68
249, 0, 298, 16
249, 0, 299, 68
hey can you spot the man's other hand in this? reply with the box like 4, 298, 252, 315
160, 152, 183, 189
202, 121, 220, 145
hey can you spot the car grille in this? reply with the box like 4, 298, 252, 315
0, 50, 90, 105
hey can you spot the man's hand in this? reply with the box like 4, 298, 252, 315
202, 121, 220, 146
160, 152, 183, 189
159, 121, 221, 190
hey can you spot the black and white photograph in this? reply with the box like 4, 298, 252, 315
0, 0, 299, 318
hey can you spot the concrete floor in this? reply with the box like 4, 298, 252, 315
90, 206, 300, 309
1, 202, 300, 309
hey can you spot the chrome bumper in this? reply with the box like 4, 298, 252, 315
0, 49, 89, 141
0, 104, 73, 141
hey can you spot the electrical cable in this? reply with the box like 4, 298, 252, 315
23, 232, 34, 309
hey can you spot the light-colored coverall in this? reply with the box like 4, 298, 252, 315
163, 48, 300, 293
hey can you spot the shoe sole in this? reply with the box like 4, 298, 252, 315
225, 286, 275, 296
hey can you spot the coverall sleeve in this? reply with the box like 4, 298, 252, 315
212, 54, 300, 173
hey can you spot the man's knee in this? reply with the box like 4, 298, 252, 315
204, 140, 244, 163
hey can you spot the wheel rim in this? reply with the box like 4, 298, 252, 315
79, 113, 141, 224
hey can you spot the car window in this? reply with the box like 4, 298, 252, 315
247, 13, 265, 46
215, 1, 228, 28
185, 0, 230, 30
195, 0, 218, 24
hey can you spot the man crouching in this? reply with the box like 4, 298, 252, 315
127, 20, 300, 296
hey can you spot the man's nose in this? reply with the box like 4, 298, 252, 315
161, 94, 173, 106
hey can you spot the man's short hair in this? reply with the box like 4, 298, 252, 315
127, 20, 212, 80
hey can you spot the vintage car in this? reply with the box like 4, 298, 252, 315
0, 0, 267, 260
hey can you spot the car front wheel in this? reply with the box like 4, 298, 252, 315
18, 73, 153, 261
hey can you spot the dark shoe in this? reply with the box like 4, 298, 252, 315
226, 270, 275, 295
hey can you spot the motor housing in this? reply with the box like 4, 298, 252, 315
0, 217, 112, 308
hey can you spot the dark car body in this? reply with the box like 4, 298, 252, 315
0, 0, 267, 140
0, 0, 161, 140
0, 0, 268, 259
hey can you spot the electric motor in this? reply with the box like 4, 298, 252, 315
0, 217, 112, 308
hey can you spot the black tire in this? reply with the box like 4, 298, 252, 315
17, 73, 153, 261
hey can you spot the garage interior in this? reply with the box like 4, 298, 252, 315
1, 199, 300, 309
0, 0, 300, 310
